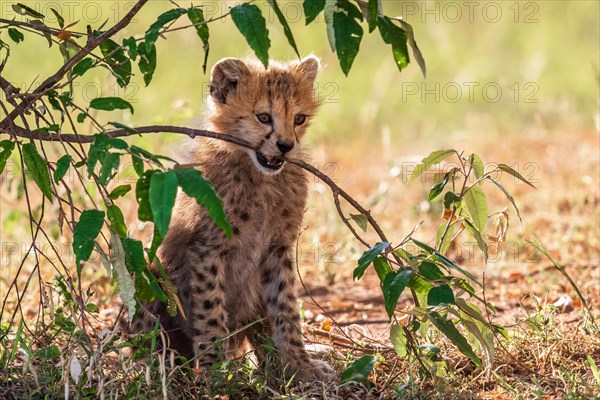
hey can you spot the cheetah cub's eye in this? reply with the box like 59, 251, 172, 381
256, 113, 273, 124
294, 114, 306, 126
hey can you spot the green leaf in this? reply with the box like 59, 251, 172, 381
428, 170, 453, 201
98, 152, 120, 186
85, 303, 99, 313
231, 4, 270, 68
8, 28, 24, 44
407, 274, 433, 294
443, 191, 461, 209
304, 0, 325, 24
367, 0, 378, 32
587, 355, 600, 385
350, 213, 368, 232
123, 36, 137, 60
427, 285, 455, 305
174, 168, 232, 238
497, 163, 536, 189
72, 58, 94, 77
372, 256, 391, 282
108, 184, 132, 200
455, 298, 491, 326
0, 140, 15, 174
130, 145, 164, 166
107, 205, 127, 237
99, 38, 131, 88
36, 346, 60, 360
390, 324, 407, 357
130, 146, 175, 175
377, 16, 409, 72
487, 177, 522, 224
87, 134, 108, 176
148, 224, 163, 263
73, 209, 105, 275
32, 124, 59, 134
109, 234, 137, 320
333, 7, 364, 75
383, 269, 412, 317
12, 3, 44, 18
31, 19, 51, 47
353, 241, 390, 280
463, 219, 488, 261
453, 308, 494, 366
452, 277, 477, 297
428, 311, 482, 368
90, 97, 134, 114
131, 154, 144, 177
463, 184, 488, 232
324, 0, 337, 52
409, 149, 455, 183
470, 153, 484, 182
149, 170, 178, 237
22, 143, 52, 200
412, 238, 480, 285
77, 113, 86, 123
435, 222, 455, 255
187, 7, 210, 73
137, 41, 157, 86
394, 17, 426, 78
419, 261, 445, 281
122, 237, 167, 302
340, 355, 376, 384
337, 0, 364, 20
54, 154, 72, 183
108, 121, 138, 135
50, 8, 64, 28
47, 90, 62, 111
145, 8, 187, 51
393, 247, 413, 264
136, 170, 155, 222
268, 0, 300, 58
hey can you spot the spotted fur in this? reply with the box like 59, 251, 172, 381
129, 56, 333, 381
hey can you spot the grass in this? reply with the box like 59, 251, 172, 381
1, 0, 599, 398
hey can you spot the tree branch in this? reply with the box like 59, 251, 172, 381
2, 122, 401, 264
0, 0, 148, 129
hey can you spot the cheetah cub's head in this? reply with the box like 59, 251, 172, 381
207, 56, 320, 175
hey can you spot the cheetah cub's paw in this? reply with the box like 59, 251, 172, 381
297, 359, 336, 382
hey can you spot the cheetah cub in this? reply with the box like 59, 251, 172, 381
130, 56, 333, 381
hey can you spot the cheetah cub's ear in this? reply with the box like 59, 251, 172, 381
295, 55, 321, 84
210, 58, 250, 104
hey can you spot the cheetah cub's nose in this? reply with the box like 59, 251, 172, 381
276, 140, 294, 154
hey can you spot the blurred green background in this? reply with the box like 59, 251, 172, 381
2, 0, 598, 151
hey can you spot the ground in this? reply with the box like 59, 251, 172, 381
1, 128, 598, 399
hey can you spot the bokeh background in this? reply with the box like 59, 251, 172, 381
1, 0, 599, 334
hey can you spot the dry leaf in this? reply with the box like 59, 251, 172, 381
70, 355, 81, 384
57, 30, 72, 41
443, 208, 458, 222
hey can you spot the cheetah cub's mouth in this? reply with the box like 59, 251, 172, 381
254, 151, 285, 173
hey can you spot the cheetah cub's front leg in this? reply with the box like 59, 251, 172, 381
262, 245, 334, 381
190, 256, 229, 368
